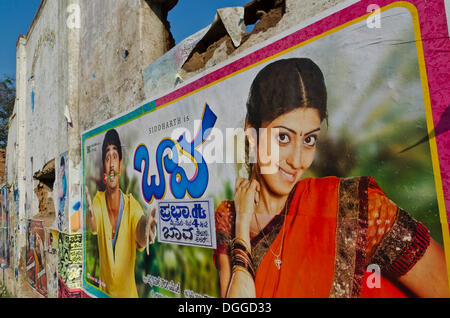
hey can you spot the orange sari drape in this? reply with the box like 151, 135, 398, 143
254, 177, 409, 298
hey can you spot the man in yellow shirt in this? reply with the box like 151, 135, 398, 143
85, 129, 156, 298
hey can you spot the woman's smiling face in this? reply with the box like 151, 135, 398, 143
256, 107, 321, 196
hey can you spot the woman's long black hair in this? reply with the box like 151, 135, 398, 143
245, 58, 328, 174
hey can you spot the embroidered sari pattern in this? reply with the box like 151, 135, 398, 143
329, 177, 369, 298
371, 209, 431, 277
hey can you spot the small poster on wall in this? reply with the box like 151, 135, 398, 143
57, 152, 69, 232
0, 186, 9, 268
58, 232, 86, 298
26, 219, 47, 297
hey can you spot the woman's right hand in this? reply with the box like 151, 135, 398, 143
233, 178, 260, 245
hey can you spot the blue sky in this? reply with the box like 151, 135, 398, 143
0, 0, 42, 78
169, 1, 249, 43
0, 0, 250, 79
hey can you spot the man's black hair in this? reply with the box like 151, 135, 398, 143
102, 129, 122, 165
60, 156, 65, 167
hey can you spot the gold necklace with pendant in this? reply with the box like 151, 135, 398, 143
254, 201, 288, 270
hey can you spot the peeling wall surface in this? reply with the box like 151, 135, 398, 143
182, 0, 339, 77
142, 0, 349, 100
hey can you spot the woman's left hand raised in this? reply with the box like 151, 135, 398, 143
234, 178, 260, 245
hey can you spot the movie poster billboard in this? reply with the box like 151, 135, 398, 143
0, 186, 9, 267
26, 219, 47, 297
58, 232, 88, 298
57, 152, 69, 232
82, 0, 450, 298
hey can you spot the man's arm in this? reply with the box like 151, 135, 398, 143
85, 186, 97, 233
136, 207, 157, 252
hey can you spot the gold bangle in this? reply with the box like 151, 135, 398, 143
232, 237, 251, 253
232, 248, 252, 262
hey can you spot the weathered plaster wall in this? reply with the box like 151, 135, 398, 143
3, 36, 29, 298
78, 0, 170, 134
4, 0, 70, 297
24, 0, 60, 225
15, 37, 28, 256
6, 115, 17, 187
64, 0, 81, 236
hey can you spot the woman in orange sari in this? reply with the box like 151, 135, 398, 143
214, 58, 449, 298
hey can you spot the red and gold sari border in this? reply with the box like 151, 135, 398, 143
330, 177, 370, 298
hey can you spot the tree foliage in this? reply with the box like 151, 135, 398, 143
0, 76, 15, 147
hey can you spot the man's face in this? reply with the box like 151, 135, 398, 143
104, 144, 122, 190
